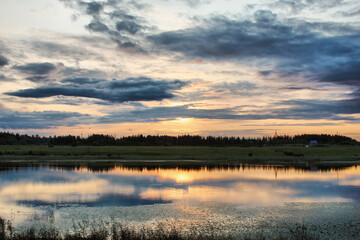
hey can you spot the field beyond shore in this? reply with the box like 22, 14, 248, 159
1, 145, 360, 169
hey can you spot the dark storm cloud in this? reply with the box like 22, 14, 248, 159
6, 77, 189, 103
0, 110, 89, 129
149, 11, 360, 87
0, 55, 9, 66
12, 62, 57, 75
149, 12, 358, 59
149, 14, 301, 59
60, 0, 147, 51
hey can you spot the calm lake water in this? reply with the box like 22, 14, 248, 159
1, 163, 360, 238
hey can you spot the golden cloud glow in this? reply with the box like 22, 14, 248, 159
0, 179, 135, 203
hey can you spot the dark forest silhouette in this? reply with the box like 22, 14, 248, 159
0, 132, 358, 146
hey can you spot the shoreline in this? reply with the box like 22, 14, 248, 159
1, 145, 360, 169
1, 156, 359, 170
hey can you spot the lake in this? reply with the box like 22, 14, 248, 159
0, 163, 359, 239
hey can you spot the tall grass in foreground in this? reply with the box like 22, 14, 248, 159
0, 217, 320, 240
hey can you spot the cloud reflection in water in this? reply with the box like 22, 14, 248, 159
0, 165, 359, 211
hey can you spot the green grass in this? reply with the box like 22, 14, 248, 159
0, 145, 359, 169
1, 145, 360, 157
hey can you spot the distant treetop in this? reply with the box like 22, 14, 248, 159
0, 132, 358, 146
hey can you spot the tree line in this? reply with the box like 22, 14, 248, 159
0, 132, 358, 146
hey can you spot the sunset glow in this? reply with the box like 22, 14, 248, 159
0, 0, 359, 138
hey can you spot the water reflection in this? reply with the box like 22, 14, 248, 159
0, 164, 359, 217
1, 161, 358, 173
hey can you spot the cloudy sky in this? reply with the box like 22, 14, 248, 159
0, 0, 359, 139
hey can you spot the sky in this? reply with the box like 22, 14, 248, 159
0, 0, 359, 139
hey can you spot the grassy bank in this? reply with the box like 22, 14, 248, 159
0, 145, 360, 170
1, 145, 360, 158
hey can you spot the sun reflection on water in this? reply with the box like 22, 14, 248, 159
0, 164, 359, 219
0, 164, 359, 237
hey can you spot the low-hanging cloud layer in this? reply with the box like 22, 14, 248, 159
0, 103, 89, 129
6, 76, 188, 103
0, 0, 359, 138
